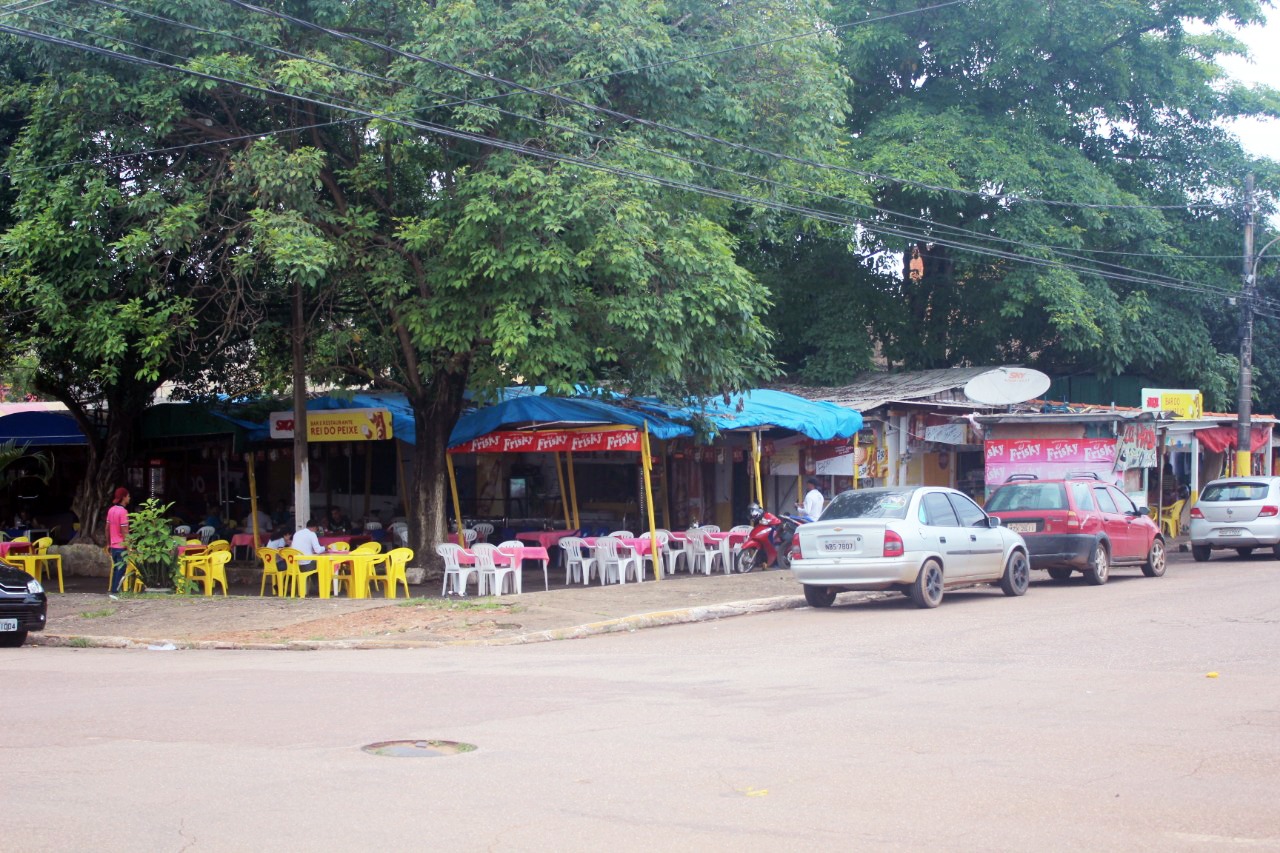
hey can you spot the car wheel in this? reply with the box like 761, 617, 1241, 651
1192, 544, 1211, 562
1047, 567, 1073, 581
0, 631, 28, 648
1236, 547, 1254, 558
1084, 543, 1109, 585
1142, 538, 1167, 578
803, 584, 836, 608
735, 548, 762, 574
999, 551, 1030, 597
908, 559, 944, 608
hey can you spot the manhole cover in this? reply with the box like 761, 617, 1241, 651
362, 740, 476, 758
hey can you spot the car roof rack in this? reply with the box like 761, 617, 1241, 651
1005, 474, 1039, 482
1065, 472, 1102, 480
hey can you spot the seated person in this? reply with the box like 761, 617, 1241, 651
243, 506, 273, 537
289, 519, 325, 594
326, 505, 353, 535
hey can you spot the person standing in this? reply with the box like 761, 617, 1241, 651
107, 487, 130, 593
801, 477, 825, 520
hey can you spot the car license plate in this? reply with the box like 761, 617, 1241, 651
1006, 522, 1037, 533
823, 541, 857, 552
0, 619, 17, 632
1217, 528, 1244, 536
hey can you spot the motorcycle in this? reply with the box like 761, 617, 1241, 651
735, 503, 809, 572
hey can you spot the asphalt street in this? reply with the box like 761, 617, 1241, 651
4, 550, 1279, 852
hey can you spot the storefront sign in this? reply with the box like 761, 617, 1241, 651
269, 409, 394, 442
923, 423, 968, 445
1141, 388, 1203, 420
450, 428, 641, 454
984, 438, 1117, 486
1113, 423, 1157, 470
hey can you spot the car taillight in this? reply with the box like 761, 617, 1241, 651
1261, 506, 1279, 517
1038, 512, 1074, 534
791, 538, 804, 561
1190, 507, 1204, 519
883, 530, 904, 558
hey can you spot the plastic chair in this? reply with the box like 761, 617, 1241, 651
206, 539, 231, 553
683, 529, 716, 576
25, 537, 64, 593
353, 541, 382, 554
1160, 499, 1186, 538
388, 522, 409, 548
495, 541, 525, 594
595, 537, 642, 585
196, 525, 216, 545
473, 522, 495, 543
639, 530, 670, 578
713, 534, 735, 575
655, 529, 685, 575
117, 560, 145, 594
699, 525, 721, 534
459, 529, 478, 547
472, 543, 518, 596
436, 543, 477, 596
256, 547, 287, 596
369, 547, 413, 598
560, 537, 598, 585
188, 550, 231, 596
278, 547, 319, 598
174, 525, 191, 537
607, 530, 634, 539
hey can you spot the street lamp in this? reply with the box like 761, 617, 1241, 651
1236, 231, 1280, 477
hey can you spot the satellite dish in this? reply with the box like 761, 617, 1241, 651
964, 368, 1052, 406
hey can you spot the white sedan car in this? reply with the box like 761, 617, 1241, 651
791, 486, 1031, 608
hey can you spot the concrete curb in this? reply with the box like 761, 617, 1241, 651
28, 593, 810, 651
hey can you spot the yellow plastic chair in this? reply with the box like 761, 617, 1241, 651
1160, 499, 1186, 539
327, 541, 351, 552
118, 560, 145, 594
26, 537, 64, 593
256, 547, 287, 596
187, 550, 231, 596
369, 547, 414, 599
206, 540, 231, 554
353, 541, 382, 555
279, 547, 319, 598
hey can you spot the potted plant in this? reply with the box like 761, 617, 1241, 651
125, 498, 185, 592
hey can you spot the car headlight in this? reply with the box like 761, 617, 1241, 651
27, 578, 44, 594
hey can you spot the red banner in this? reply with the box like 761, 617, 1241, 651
450, 428, 642, 454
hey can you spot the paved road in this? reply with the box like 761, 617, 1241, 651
5, 552, 1279, 851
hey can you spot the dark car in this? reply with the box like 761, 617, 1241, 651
984, 477, 1165, 584
0, 562, 47, 647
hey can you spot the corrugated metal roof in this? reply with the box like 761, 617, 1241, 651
775, 366, 1006, 410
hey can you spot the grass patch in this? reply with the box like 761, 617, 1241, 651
79, 608, 116, 619
65, 637, 92, 648
396, 597, 521, 612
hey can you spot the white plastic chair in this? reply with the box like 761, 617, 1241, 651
699, 524, 721, 534
473, 522, 495, 543
560, 537, 598, 585
472, 543, 518, 596
684, 529, 716, 576
727, 524, 753, 564
364, 521, 383, 532
436, 543, 477, 596
174, 524, 192, 537
460, 528, 479, 547
639, 530, 671, 578
388, 522, 409, 548
196, 525, 216, 545
607, 530, 634, 539
495, 540, 525, 594
595, 537, 643, 585
658, 529, 685, 575
713, 534, 735, 575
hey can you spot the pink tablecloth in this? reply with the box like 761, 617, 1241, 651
231, 533, 265, 549
0, 541, 32, 558
515, 529, 577, 549
671, 531, 747, 548
582, 536, 655, 556
318, 535, 369, 548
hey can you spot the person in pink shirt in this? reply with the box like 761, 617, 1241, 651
107, 487, 130, 593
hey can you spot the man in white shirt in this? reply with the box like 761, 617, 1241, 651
290, 519, 325, 567
243, 507, 273, 536
801, 478, 825, 520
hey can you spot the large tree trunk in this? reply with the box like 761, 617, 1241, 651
409, 367, 470, 577
66, 404, 143, 545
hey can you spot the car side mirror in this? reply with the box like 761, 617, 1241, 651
987, 515, 1001, 528
1132, 507, 1149, 517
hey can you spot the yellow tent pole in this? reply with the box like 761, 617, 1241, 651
445, 452, 464, 541
642, 421, 660, 582
853, 433, 860, 489
566, 451, 580, 531
554, 452, 572, 531
246, 452, 261, 546
747, 427, 757, 507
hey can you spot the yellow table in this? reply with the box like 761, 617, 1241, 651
296, 552, 358, 599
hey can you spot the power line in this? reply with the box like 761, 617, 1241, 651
0, 20, 1259, 312
19, 3, 1252, 300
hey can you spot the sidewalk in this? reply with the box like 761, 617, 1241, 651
31, 569, 812, 650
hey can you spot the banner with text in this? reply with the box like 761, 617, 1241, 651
984, 438, 1118, 487
450, 428, 642, 454
269, 409, 394, 442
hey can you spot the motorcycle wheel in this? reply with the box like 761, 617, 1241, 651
735, 548, 763, 573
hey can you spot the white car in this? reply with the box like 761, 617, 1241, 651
1189, 476, 1280, 561
791, 486, 1031, 608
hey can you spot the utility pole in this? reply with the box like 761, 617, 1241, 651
1236, 173, 1256, 478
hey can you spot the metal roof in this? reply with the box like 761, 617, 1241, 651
775, 366, 1008, 411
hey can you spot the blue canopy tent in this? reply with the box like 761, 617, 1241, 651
0, 411, 87, 446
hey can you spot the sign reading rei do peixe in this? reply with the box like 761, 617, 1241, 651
269, 409, 394, 442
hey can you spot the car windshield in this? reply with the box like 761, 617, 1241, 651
823, 489, 912, 520
1200, 483, 1271, 502
986, 483, 1068, 511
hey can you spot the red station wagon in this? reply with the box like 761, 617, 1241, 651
983, 476, 1166, 584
